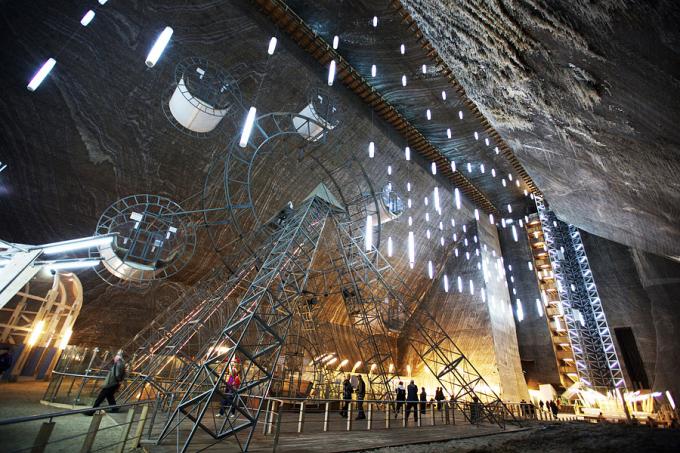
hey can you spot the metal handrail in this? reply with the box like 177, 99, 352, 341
0, 399, 155, 426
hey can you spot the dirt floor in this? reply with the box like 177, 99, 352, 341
366, 421, 680, 452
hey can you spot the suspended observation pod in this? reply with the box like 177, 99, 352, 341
163, 58, 242, 138
92, 194, 196, 287
366, 182, 404, 226
292, 88, 340, 142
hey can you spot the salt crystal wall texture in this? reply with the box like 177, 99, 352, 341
400, 0, 680, 257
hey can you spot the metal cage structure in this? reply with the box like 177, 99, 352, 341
534, 195, 625, 390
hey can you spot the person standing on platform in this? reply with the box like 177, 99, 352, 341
470, 396, 482, 424
340, 374, 353, 417
419, 387, 427, 414
217, 369, 241, 418
86, 350, 126, 415
405, 380, 419, 422
435, 387, 445, 411
550, 400, 559, 419
0, 348, 12, 379
355, 375, 366, 420
539, 400, 544, 413
395, 381, 406, 418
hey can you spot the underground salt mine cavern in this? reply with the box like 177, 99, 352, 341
1, 1, 679, 452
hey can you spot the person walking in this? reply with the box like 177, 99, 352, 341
470, 396, 481, 424
539, 400, 544, 413
355, 375, 366, 420
340, 374, 353, 417
419, 387, 427, 415
405, 380, 418, 423
216, 369, 241, 418
435, 387, 445, 411
86, 350, 126, 415
395, 381, 406, 418
550, 400, 559, 419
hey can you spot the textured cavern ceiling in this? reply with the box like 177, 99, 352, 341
398, 0, 680, 257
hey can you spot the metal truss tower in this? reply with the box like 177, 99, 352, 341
157, 193, 336, 452
534, 195, 625, 390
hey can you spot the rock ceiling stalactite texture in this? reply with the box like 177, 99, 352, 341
400, 0, 680, 257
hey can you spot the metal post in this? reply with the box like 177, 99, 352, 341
367, 403, 372, 430
385, 404, 390, 429
323, 401, 330, 432
80, 410, 104, 453
445, 402, 450, 425
130, 404, 149, 448
431, 403, 436, 426
402, 404, 407, 427
31, 420, 55, 453
272, 412, 282, 453
263, 399, 272, 435
297, 402, 305, 433
346, 402, 353, 431
114, 408, 136, 453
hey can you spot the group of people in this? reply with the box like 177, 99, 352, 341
341, 374, 367, 419
539, 399, 560, 419
393, 380, 432, 422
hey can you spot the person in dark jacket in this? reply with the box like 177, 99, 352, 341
470, 396, 481, 424
405, 380, 418, 422
86, 350, 126, 415
550, 400, 559, 419
355, 375, 366, 420
435, 387, 445, 411
340, 374, 353, 417
0, 348, 13, 379
395, 381, 406, 418
419, 387, 427, 414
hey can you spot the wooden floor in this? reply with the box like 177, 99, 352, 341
148, 407, 522, 452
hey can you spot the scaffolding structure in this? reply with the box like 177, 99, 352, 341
534, 195, 625, 390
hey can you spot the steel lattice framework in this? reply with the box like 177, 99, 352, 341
535, 195, 624, 390
157, 194, 336, 452
333, 216, 513, 427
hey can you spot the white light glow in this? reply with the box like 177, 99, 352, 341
480, 164, 485, 173
454, 188, 461, 210
469, 279, 474, 295
474, 131, 479, 140
405, 146, 410, 160
494, 146, 500, 154
441, 90, 447, 100
451, 160, 456, 172
422, 64, 427, 74
446, 128, 452, 139
512, 225, 518, 242
474, 209, 479, 221
145, 26, 173, 68
387, 165, 392, 175
428, 260, 433, 279
408, 231, 415, 268
407, 182, 411, 191
458, 110, 463, 120
371, 64, 377, 77
400, 44, 405, 54
666, 391, 676, 410
327, 60, 336, 86
491, 168, 496, 177
80, 10, 95, 26
98, 0, 108, 4
43, 236, 113, 254
507, 204, 512, 213
387, 236, 393, 257
27, 58, 56, 91
401, 75, 407, 86
267, 37, 278, 55
45, 259, 101, 271
368, 141, 375, 158
364, 215, 373, 251
433, 187, 440, 211
516, 299, 524, 321
408, 216, 412, 226
489, 214, 494, 224
332, 35, 339, 49
444, 275, 449, 292
59, 327, 73, 350
528, 261, 533, 271
27, 320, 45, 347
485, 138, 489, 146
457, 276, 463, 292
431, 162, 436, 175
239, 106, 257, 148
536, 298, 544, 317
426, 109, 431, 120
467, 162, 472, 173
502, 178, 507, 187
373, 16, 378, 27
